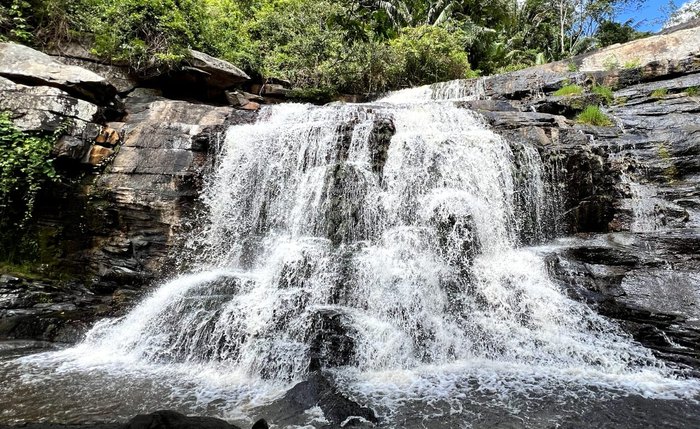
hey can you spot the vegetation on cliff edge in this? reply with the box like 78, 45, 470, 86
0, 0, 650, 95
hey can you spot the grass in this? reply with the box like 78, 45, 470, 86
576, 105, 613, 126
567, 62, 578, 72
650, 88, 668, 98
591, 84, 614, 104
0, 261, 45, 281
553, 84, 584, 96
686, 86, 699, 96
623, 59, 641, 69
603, 56, 619, 71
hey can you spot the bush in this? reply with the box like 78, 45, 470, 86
591, 84, 614, 104
576, 105, 613, 126
91, 0, 206, 73
198, 0, 259, 73
386, 25, 474, 89
553, 84, 584, 96
650, 88, 669, 98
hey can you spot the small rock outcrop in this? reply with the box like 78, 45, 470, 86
125, 410, 241, 429
0, 42, 117, 104
268, 372, 378, 428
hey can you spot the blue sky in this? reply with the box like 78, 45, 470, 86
616, 0, 685, 31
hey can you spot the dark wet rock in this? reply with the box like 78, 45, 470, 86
307, 309, 357, 371
145, 50, 250, 103
125, 410, 241, 429
0, 42, 116, 104
272, 372, 378, 427
546, 232, 700, 368
250, 419, 268, 429
0, 276, 128, 343
0, 424, 122, 429
320, 163, 375, 245
0, 411, 244, 429
366, 116, 395, 176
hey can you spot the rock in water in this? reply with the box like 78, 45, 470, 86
126, 410, 241, 429
273, 373, 378, 426
250, 420, 268, 429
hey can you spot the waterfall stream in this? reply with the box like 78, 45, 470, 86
3, 86, 699, 427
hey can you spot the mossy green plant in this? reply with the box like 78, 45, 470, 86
623, 58, 641, 69
553, 84, 584, 96
603, 55, 619, 71
576, 105, 613, 126
685, 86, 698, 96
650, 88, 668, 98
591, 84, 614, 105
657, 144, 678, 182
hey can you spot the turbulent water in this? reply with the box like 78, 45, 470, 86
2, 83, 699, 427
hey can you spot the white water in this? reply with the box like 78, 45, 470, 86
15, 87, 700, 422
619, 173, 663, 232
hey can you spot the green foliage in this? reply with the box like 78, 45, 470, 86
0, 113, 61, 263
686, 86, 699, 96
591, 84, 614, 104
595, 19, 649, 48
90, 0, 206, 73
623, 58, 641, 69
650, 88, 668, 98
553, 84, 584, 96
386, 25, 473, 88
0, 113, 58, 220
567, 62, 579, 72
576, 105, 613, 126
0, 0, 642, 92
603, 55, 619, 71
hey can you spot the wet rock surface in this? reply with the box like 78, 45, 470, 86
0, 410, 243, 429
0, 275, 135, 343
544, 232, 700, 370
267, 372, 378, 428
455, 24, 700, 371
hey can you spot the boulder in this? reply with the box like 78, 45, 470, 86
261, 83, 289, 98
0, 76, 98, 133
225, 90, 264, 110
0, 42, 116, 104
270, 372, 378, 427
126, 410, 241, 429
187, 50, 250, 89
56, 56, 136, 94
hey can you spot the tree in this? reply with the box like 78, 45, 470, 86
595, 19, 649, 47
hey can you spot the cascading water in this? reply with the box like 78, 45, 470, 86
3, 85, 699, 427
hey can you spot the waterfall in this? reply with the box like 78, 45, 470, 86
18, 89, 698, 423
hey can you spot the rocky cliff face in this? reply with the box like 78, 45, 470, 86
0, 22, 699, 372
0, 42, 257, 341
449, 27, 700, 369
